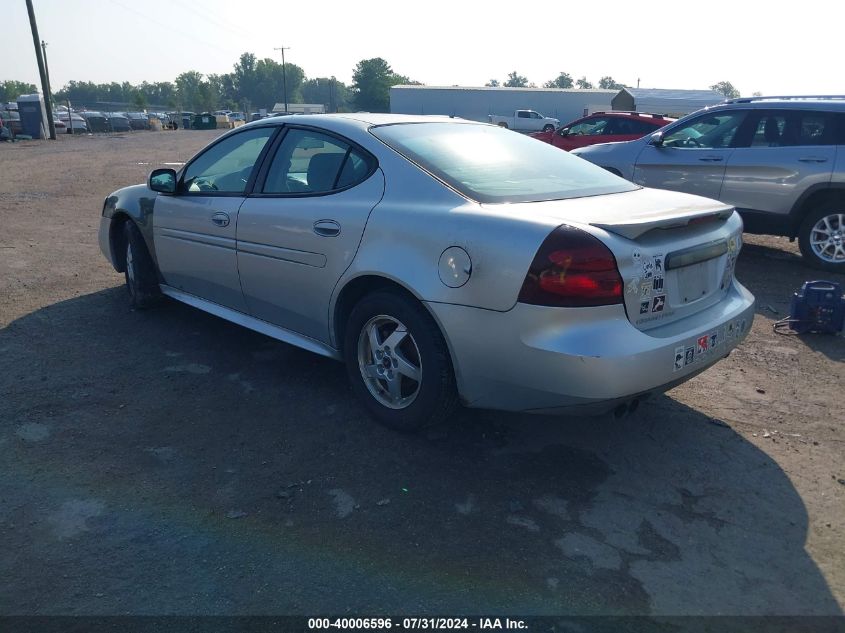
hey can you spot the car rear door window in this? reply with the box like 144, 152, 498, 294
335, 149, 372, 189
626, 118, 662, 135
750, 114, 788, 147
746, 110, 833, 147
262, 129, 372, 195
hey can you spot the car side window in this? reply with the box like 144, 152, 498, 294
182, 127, 274, 194
662, 111, 746, 149
750, 113, 788, 147
605, 118, 650, 135
793, 112, 828, 146
335, 149, 372, 189
628, 119, 661, 135
517, 111, 530, 119
568, 117, 609, 136
262, 129, 371, 194
745, 110, 832, 147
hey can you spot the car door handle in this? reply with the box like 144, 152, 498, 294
313, 219, 340, 237
211, 212, 230, 227
698, 156, 724, 162
798, 157, 828, 163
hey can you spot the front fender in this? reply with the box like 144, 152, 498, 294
102, 184, 159, 270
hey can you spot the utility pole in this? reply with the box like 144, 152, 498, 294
25, 0, 56, 139
637, 77, 641, 88
274, 46, 290, 113
41, 40, 56, 125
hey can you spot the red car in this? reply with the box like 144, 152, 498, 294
530, 111, 675, 151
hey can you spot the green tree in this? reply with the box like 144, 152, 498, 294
504, 71, 528, 87
302, 77, 350, 112
485, 79, 500, 87
196, 81, 216, 113
54, 80, 100, 105
0, 80, 38, 102
576, 76, 594, 89
232, 52, 305, 110
207, 73, 237, 110
543, 73, 573, 89
351, 58, 411, 112
598, 76, 624, 89
710, 81, 740, 99
175, 71, 204, 111
131, 90, 147, 111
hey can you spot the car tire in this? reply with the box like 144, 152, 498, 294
123, 221, 161, 309
498, 122, 508, 129
542, 124, 555, 132
344, 290, 458, 432
798, 201, 845, 272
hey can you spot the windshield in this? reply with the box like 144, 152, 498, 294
370, 122, 638, 204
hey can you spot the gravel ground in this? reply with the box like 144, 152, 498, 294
1, 131, 843, 616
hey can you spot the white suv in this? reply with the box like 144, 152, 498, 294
573, 96, 845, 272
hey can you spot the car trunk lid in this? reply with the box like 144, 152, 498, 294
498, 188, 743, 331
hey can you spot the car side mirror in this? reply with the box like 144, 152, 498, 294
649, 131, 664, 147
558, 128, 570, 137
149, 168, 177, 194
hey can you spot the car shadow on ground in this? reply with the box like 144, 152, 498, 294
0, 287, 841, 616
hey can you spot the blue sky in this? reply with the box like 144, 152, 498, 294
3, 0, 843, 96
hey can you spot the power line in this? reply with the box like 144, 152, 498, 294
173, 0, 255, 44
104, 0, 242, 62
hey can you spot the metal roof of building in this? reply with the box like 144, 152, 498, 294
620, 88, 725, 102
391, 85, 618, 94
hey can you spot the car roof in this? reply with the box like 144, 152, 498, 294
245, 112, 470, 130
589, 111, 674, 120
713, 97, 845, 112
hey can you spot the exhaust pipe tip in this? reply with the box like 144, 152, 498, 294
628, 398, 640, 415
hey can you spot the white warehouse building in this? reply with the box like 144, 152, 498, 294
390, 85, 727, 123
389, 86, 617, 124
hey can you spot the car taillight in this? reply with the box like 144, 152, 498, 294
518, 225, 623, 307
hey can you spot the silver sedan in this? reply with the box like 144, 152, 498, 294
98, 114, 755, 430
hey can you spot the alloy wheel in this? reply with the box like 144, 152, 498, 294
809, 213, 845, 263
357, 315, 422, 410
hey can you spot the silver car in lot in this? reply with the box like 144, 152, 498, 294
98, 114, 755, 430
572, 96, 845, 272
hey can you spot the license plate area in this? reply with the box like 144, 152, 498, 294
674, 262, 711, 305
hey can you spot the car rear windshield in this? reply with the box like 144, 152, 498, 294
370, 122, 638, 204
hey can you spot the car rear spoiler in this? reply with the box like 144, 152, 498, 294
591, 206, 734, 239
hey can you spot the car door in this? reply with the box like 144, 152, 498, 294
515, 110, 532, 131
720, 109, 836, 218
633, 110, 748, 199
153, 126, 277, 311
236, 126, 384, 342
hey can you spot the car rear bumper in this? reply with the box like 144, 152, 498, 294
426, 280, 755, 414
